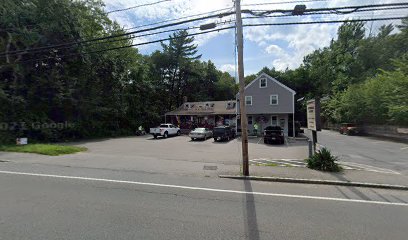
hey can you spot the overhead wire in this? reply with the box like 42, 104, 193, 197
2, 14, 406, 67
242, 0, 329, 7
243, 16, 407, 27
2, 2, 407, 57
0, 10, 237, 57
124, 7, 233, 30
107, 0, 172, 14
1, 25, 235, 66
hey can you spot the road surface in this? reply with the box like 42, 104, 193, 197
306, 130, 408, 175
0, 163, 407, 240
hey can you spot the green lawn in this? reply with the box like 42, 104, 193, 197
0, 144, 87, 156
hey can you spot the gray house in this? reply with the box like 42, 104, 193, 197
237, 73, 296, 136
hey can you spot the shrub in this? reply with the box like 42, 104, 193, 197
306, 147, 341, 172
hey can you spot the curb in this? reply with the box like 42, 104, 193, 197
219, 175, 408, 190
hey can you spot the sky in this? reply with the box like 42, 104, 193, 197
103, 0, 407, 76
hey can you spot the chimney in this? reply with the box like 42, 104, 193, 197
183, 96, 188, 103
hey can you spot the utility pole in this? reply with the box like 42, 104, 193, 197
235, 0, 249, 176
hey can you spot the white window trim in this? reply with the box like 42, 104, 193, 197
245, 96, 252, 106
270, 94, 279, 105
259, 78, 267, 88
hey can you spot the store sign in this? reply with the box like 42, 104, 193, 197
307, 99, 321, 131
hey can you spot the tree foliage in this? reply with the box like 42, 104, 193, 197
0, 0, 236, 143
248, 19, 408, 126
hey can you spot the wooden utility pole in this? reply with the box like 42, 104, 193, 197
235, 0, 249, 176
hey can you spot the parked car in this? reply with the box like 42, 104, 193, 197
263, 126, 285, 144
150, 124, 180, 139
339, 123, 362, 135
189, 128, 212, 141
213, 126, 235, 142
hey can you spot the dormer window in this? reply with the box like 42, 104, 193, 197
260, 78, 267, 88
184, 104, 189, 109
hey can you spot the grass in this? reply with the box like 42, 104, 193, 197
0, 144, 87, 156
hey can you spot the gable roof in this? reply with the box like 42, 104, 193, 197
166, 100, 236, 115
245, 72, 296, 95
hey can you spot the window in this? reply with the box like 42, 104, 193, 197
270, 95, 278, 105
259, 78, 267, 88
245, 96, 252, 105
271, 116, 277, 126
248, 116, 253, 125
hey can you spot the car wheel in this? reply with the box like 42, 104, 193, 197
177, 131, 181, 136
214, 138, 217, 142
164, 132, 168, 138
153, 134, 157, 139
191, 138, 194, 141
264, 139, 268, 144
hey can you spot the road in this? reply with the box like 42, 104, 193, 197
307, 130, 408, 175
1, 163, 408, 240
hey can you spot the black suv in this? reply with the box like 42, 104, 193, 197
213, 126, 236, 142
263, 126, 285, 144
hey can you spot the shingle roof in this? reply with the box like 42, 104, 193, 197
166, 100, 237, 115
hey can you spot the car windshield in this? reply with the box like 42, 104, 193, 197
193, 128, 206, 132
213, 128, 226, 133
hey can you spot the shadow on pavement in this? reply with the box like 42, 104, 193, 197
243, 180, 260, 240
331, 173, 372, 201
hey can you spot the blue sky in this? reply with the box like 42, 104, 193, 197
103, 0, 407, 76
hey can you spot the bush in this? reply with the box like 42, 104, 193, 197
306, 148, 341, 172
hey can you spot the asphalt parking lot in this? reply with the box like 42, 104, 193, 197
0, 134, 308, 178
72, 134, 309, 165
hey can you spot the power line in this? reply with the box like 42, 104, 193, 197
2, 19, 236, 58
242, 0, 329, 7
2, 25, 236, 66
123, 7, 233, 30
243, 5, 408, 19
1, 10, 236, 57
107, 0, 172, 14
2, 2, 407, 57
4, 15, 405, 67
244, 2, 408, 17
243, 16, 407, 27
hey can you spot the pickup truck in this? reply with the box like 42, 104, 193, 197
150, 124, 181, 139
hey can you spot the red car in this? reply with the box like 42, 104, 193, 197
339, 123, 362, 135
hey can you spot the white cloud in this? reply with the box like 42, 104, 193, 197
103, 0, 235, 48
219, 64, 236, 75
265, 44, 284, 55
103, 0, 407, 70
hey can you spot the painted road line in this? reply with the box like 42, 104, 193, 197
339, 161, 400, 175
401, 146, 408, 150
0, 170, 407, 207
250, 160, 267, 165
